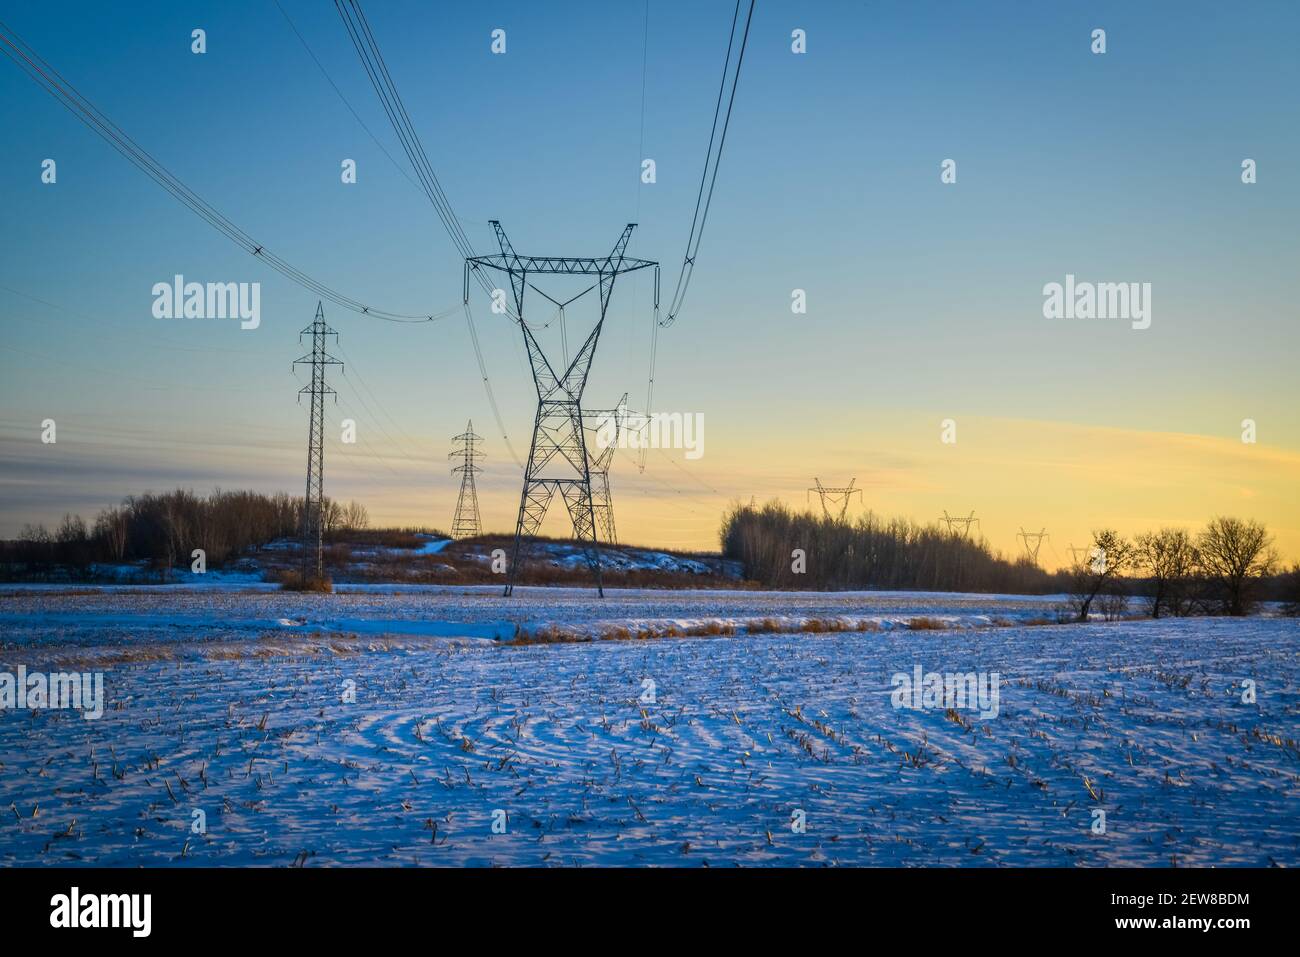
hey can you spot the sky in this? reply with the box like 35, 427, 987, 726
1, 0, 1298, 569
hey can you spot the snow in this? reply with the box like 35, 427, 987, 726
0, 538, 734, 589
414, 537, 452, 555
454, 541, 741, 577
1, 585, 1296, 866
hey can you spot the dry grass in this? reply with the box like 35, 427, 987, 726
275, 570, 334, 593
339, 528, 438, 550
800, 617, 881, 634
507, 610, 1074, 646
512, 615, 899, 645
511, 619, 746, 645
509, 624, 589, 645
905, 616, 950, 630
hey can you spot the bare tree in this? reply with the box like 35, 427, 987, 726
341, 500, 370, 531
55, 513, 87, 544
18, 523, 51, 544
94, 507, 129, 562
321, 497, 345, 536
1281, 563, 1300, 617
1068, 528, 1135, 622
54, 513, 91, 569
1197, 517, 1276, 616
1135, 527, 1198, 618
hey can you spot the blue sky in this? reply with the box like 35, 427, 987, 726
2, 1, 1297, 560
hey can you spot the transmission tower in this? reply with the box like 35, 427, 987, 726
1017, 527, 1049, 564
466, 222, 658, 596
583, 393, 629, 545
1068, 544, 1094, 565
448, 421, 484, 539
940, 510, 981, 539
808, 478, 863, 522
292, 302, 342, 580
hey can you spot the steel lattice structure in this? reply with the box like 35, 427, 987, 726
808, 477, 862, 522
1017, 526, 1049, 564
940, 510, 981, 539
582, 393, 629, 546
465, 222, 658, 596
293, 302, 342, 580
1069, 544, 1094, 564
448, 420, 484, 539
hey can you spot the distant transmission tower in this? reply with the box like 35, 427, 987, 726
293, 302, 342, 580
583, 393, 629, 545
808, 478, 863, 522
1017, 527, 1049, 564
466, 222, 658, 597
1068, 544, 1093, 564
448, 421, 484, 539
940, 510, 981, 539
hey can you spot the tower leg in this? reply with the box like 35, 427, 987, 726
565, 398, 604, 596
561, 479, 604, 598
592, 471, 616, 545
506, 399, 606, 597
505, 407, 555, 596
504, 482, 553, 597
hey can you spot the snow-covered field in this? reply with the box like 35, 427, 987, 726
1, 586, 1296, 866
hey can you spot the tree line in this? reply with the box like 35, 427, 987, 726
1, 489, 369, 577
1065, 518, 1287, 620
720, 501, 1298, 617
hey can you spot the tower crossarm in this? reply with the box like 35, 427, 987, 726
466, 253, 657, 277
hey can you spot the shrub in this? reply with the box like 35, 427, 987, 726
276, 569, 334, 593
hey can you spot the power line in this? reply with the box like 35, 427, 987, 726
335, 0, 525, 467
334, 372, 421, 471
292, 350, 413, 491
335, 3, 468, 253
615, 451, 712, 517
332, 341, 431, 466
640, 0, 754, 471
462, 300, 522, 466
661, 0, 754, 328
272, 0, 424, 195
633, 0, 650, 221
0, 282, 262, 359
0, 18, 440, 323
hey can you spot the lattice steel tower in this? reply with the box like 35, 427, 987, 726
449, 421, 484, 539
293, 302, 342, 580
940, 510, 981, 539
1017, 527, 1049, 564
583, 393, 629, 545
808, 478, 862, 522
465, 222, 658, 596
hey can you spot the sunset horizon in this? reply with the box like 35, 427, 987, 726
4, 2, 1296, 571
